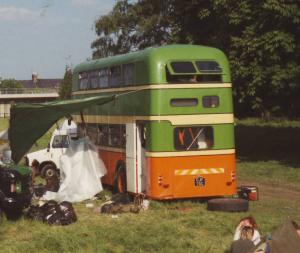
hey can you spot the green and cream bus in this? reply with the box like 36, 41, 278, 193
72, 44, 236, 200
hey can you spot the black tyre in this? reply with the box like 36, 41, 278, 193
41, 164, 57, 179
113, 164, 127, 194
207, 198, 249, 212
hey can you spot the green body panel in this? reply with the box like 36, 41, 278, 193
72, 44, 231, 91
149, 88, 233, 115
147, 122, 235, 152
74, 87, 233, 116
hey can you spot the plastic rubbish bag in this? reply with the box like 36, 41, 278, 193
26, 200, 77, 226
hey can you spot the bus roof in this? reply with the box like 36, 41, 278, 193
73, 44, 230, 74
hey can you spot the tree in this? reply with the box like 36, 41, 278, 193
217, 0, 300, 118
91, 0, 174, 58
0, 79, 23, 89
59, 67, 73, 99
92, 0, 300, 118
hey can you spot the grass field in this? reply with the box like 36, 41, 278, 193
1, 118, 300, 253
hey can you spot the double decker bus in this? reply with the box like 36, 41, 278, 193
72, 44, 236, 200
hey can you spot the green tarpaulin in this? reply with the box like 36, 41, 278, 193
9, 95, 116, 163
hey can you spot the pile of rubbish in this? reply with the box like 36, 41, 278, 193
94, 193, 150, 215
0, 165, 32, 220
1, 131, 148, 224
26, 200, 77, 226
0, 164, 78, 225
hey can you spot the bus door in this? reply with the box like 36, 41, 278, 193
125, 123, 146, 194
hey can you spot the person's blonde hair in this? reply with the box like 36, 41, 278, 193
240, 226, 254, 240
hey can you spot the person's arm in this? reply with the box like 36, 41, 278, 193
252, 230, 261, 245
233, 227, 241, 241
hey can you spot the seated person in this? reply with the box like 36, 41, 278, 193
230, 226, 256, 253
233, 216, 261, 246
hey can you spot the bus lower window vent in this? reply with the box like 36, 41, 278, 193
158, 175, 169, 188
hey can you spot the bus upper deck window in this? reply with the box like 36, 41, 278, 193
110, 66, 121, 87
99, 68, 109, 88
170, 62, 196, 74
79, 72, 89, 90
198, 75, 222, 82
123, 63, 134, 86
90, 71, 99, 89
196, 61, 222, 73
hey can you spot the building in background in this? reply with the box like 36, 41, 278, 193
0, 73, 61, 118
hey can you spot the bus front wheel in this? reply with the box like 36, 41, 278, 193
113, 164, 127, 194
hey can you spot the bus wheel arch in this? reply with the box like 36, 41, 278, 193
113, 161, 127, 194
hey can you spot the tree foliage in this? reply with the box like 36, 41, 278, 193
0, 79, 23, 89
92, 0, 300, 118
59, 67, 73, 99
92, 0, 173, 58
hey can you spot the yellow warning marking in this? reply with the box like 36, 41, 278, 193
175, 168, 224, 176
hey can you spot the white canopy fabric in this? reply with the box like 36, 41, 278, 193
43, 137, 107, 202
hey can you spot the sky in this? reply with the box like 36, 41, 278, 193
0, 0, 115, 80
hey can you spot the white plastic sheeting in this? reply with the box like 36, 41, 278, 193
0, 130, 11, 162
43, 137, 107, 202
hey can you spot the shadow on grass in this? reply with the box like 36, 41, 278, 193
235, 125, 300, 167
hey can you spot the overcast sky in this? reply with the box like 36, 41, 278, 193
0, 0, 115, 80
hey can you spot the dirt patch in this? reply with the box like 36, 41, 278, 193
238, 180, 300, 201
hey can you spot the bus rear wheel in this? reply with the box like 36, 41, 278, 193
113, 165, 127, 194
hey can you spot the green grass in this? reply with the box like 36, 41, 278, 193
1, 118, 300, 253
237, 160, 300, 189
1, 194, 300, 253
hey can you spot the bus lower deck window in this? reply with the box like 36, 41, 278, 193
174, 126, 213, 151
96, 124, 125, 148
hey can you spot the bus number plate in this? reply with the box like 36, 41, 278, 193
194, 176, 205, 187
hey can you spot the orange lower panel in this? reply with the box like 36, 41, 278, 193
146, 154, 237, 200
99, 149, 125, 185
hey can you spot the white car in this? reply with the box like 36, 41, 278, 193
25, 120, 77, 178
